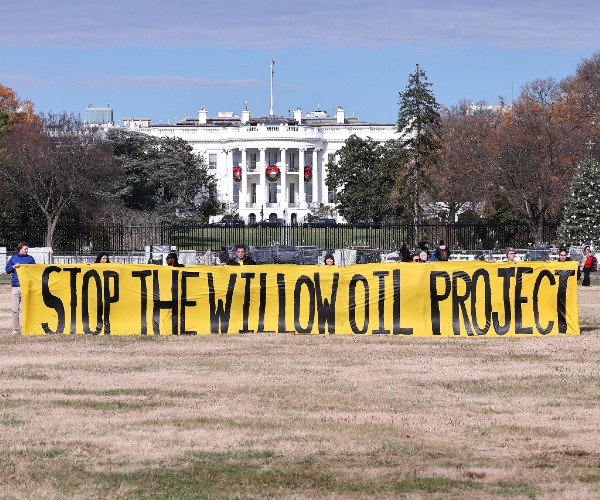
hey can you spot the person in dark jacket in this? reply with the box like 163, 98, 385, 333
5, 241, 36, 335
226, 245, 257, 265
94, 252, 110, 263
324, 254, 335, 265
166, 252, 185, 267
558, 248, 582, 281
434, 240, 451, 261
399, 242, 411, 262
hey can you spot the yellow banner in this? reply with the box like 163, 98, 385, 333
17, 262, 580, 336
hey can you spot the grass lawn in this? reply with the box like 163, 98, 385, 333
1, 284, 600, 498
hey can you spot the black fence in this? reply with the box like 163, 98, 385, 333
0, 222, 558, 253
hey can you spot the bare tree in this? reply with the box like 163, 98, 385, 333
431, 100, 498, 222
0, 112, 117, 246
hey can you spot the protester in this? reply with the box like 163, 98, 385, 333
94, 252, 110, 263
5, 241, 36, 335
558, 248, 582, 281
166, 252, 184, 267
434, 240, 450, 261
579, 245, 595, 286
506, 247, 517, 263
324, 254, 335, 265
399, 243, 411, 263
410, 254, 421, 262
418, 250, 429, 262
226, 244, 257, 265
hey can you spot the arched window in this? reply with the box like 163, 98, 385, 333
291, 213, 297, 225
249, 213, 256, 225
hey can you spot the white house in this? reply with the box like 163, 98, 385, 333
124, 105, 399, 225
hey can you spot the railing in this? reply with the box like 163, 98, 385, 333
0, 222, 558, 253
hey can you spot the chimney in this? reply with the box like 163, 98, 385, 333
336, 106, 345, 124
294, 108, 302, 124
241, 103, 250, 124
198, 107, 207, 124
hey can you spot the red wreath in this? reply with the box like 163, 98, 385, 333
233, 166, 242, 182
266, 165, 280, 182
304, 166, 313, 182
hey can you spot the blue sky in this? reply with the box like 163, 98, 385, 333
1, 0, 598, 125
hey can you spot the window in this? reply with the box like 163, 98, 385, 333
249, 213, 256, 225
304, 151, 312, 166
305, 184, 313, 204
268, 151, 278, 165
289, 153, 296, 168
209, 153, 217, 170
233, 153, 240, 167
268, 183, 277, 203
289, 183, 295, 203
328, 187, 335, 204
251, 183, 257, 203
328, 153, 335, 163
233, 184, 239, 203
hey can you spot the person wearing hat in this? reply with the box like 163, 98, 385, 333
324, 254, 335, 265
165, 252, 184, 267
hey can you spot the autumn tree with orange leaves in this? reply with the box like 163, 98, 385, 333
430, 100, 499, 223
0, 83, 36, 132
485, 78, 584, 243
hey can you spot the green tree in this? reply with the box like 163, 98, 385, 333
556, 155, 600, 247
106, 130, 214, 219
397, 64, 441, 236
326, 135, 402, 224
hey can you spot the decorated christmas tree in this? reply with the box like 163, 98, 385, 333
556, 155, 600, 247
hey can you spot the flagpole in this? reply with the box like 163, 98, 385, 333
269, 59, 275, 116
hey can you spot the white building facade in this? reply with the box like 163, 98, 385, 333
125, 106, 398, 225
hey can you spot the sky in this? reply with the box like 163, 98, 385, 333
1, 0, 599, 125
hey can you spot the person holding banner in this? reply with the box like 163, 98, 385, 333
94, 252, 110, 263
506, 247, 517, 263
166, 252, 184, 267
226, 245, 257, 266
558, 248, 582, 281
5, 241, 36, 335
324, 254, 335, 266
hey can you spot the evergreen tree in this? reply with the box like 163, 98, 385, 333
106, 129, 214, 219
397, 64, 441, 238
556, 155, 600, 247
325, 135, 403, 224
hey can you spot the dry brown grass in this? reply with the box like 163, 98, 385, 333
1, 284, 600, 498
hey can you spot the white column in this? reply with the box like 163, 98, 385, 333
312, 149, 319, 207
280, 147, 287, 212
259, 148, 266, 208
298, 148, 305, 209
241, 148, 247, 209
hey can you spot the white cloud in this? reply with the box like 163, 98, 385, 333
2, 0, 598, 50
77, 75, 265, 89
